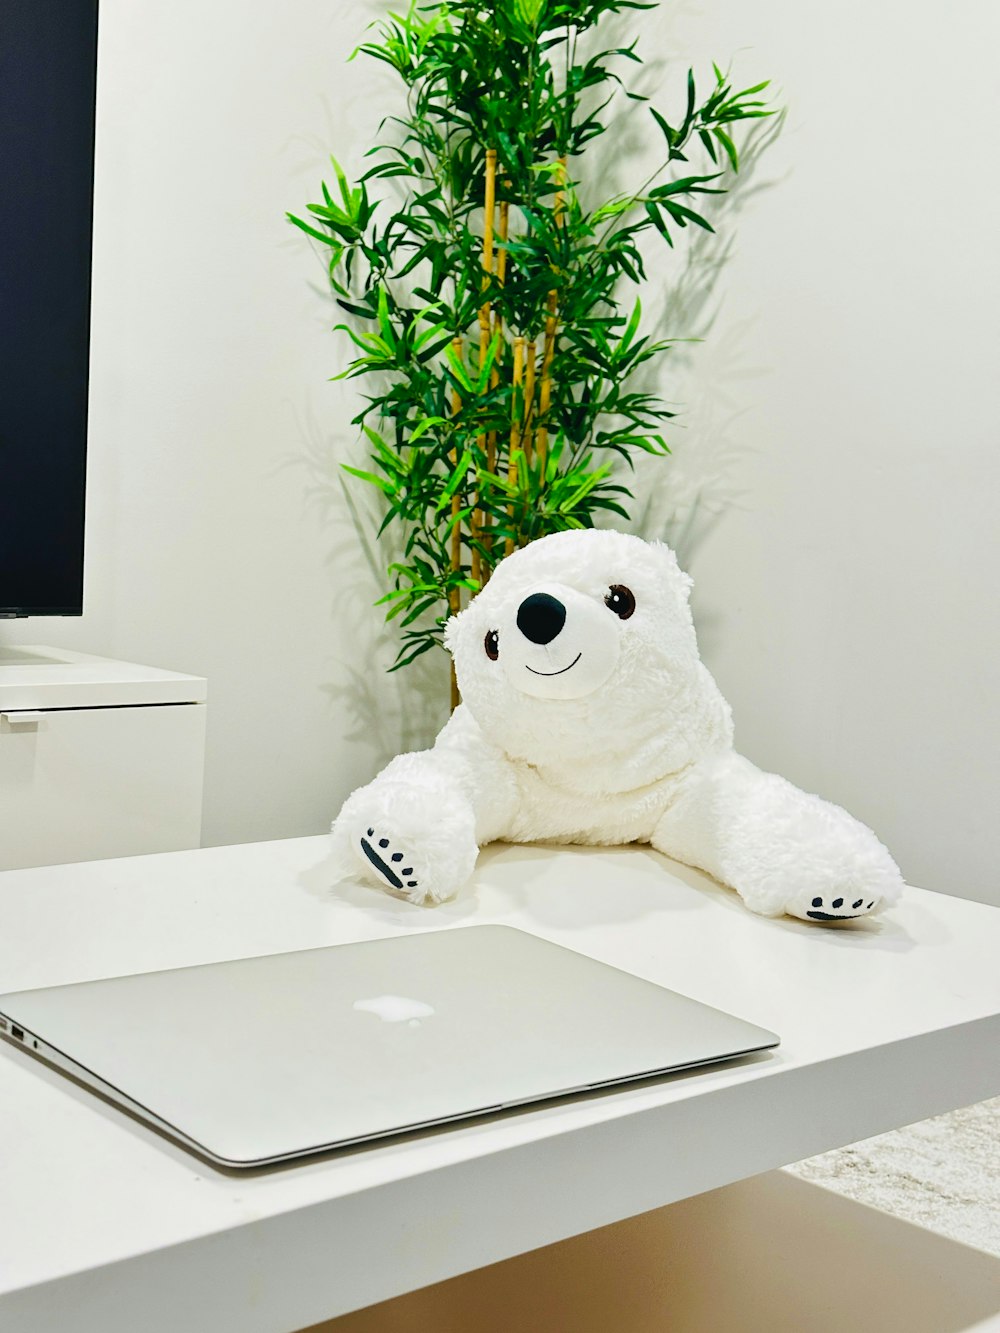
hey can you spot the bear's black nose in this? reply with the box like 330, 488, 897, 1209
517, 592, 566, 645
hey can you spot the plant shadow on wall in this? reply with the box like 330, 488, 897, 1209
290, 0, 778, 746
295, 402, 450, 767
615, 115, 785, 566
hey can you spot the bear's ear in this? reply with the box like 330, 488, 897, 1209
650, 539, 693, 602
443, 607, 465, 658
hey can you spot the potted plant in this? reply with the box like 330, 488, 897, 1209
290, 0, 772, 706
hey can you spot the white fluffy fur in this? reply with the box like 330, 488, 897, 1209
332, 530, 904, 922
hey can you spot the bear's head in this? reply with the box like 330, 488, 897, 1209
445, 529, 732, 789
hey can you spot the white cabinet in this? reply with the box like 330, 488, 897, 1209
0, 646, 206, 870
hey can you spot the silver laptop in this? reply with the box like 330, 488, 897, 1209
0, 925, 778, 1168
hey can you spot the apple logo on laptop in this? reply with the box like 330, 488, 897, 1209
353, 995, 436, 1025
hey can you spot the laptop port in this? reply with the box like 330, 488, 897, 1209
11, 1025, 24, 1041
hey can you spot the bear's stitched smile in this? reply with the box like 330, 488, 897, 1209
526, 652, 582, 677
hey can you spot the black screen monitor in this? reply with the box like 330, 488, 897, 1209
0, 0, 99, 617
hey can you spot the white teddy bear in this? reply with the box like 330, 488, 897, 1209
331, 529, 903, 922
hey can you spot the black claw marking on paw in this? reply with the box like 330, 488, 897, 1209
805, 896, 871, 922
362, 837, 405, 890
361, 837, 402, 889
807, 910, 866, 920
853, 898, 864, 909
360, 830, 419, 894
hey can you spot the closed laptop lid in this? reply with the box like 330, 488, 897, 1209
0, 925, 778, 1167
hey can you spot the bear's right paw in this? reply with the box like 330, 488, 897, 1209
331, 778, 480, 906
346, 809, 475, 905
358, 826, 422, 899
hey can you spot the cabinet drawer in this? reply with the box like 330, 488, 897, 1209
0, 703, 206, 870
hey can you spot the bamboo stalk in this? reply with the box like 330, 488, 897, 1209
472, 149, 497, 592
536, 155, 566, 472
449, 336, 463, 712
488, 195, 511, 464
506, 335, 525, 557
481, 149, 497, 299
495, 198, 510, 318
483, 188, 510, 583
522, 339, 536, 468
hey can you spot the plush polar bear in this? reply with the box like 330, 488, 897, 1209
331, 529, 903, 922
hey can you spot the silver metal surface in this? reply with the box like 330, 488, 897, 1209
0, 925, 778, 1167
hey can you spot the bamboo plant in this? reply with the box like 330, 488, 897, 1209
290, 0, 773, 707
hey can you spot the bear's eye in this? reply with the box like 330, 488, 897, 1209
605, 585, 636, 620
484, 629, 499, 661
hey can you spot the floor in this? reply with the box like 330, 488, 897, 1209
786, 1094, 1000, 1257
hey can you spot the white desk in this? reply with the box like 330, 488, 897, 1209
1, 837, 999, 1333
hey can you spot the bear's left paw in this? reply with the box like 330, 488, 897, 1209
778, 857, 903, 923
786, 891, 882, 923
358, 827, 422, 898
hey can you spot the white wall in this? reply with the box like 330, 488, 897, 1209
638, 1, 1000, 905
4, 0, 998, 904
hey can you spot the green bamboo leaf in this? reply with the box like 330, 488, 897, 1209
331, 155, 353, 210
684, 68, 696, 130
558, 467, 611, 513
663, 200, 716, 232
441, 504, 474, 538
387, 637, 437, 671
336, 298, 376, 319
644, 201, 673, 246
445, 343, 475, 393
400, 595, 441, 626
286, 213, 342, 247
408, 415, 449, 443
649, 106, 676, 149
375, 286, 398, 349
361, 424, 390, 455
475, 333, 503, 394
651, 172, 724, 197
435, 450, 471, 511
735, 79, 771, 98
592, 195, 634, 224
374, 587, 415, 606
713, 127, 739, 171
340, 463, 394, 495
620, 298, 642, 353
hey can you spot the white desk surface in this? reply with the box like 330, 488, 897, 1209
1, 837, 999, 1333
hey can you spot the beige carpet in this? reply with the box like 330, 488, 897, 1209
786, 1095, 1000, 1257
